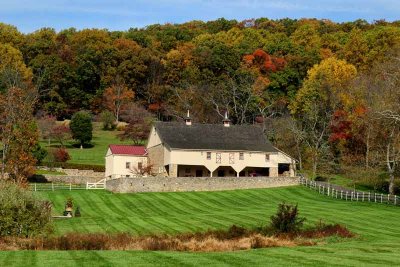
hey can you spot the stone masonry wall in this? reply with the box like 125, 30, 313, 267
106, 176, 300, 193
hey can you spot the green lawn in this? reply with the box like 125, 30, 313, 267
2, 186, 400, 266
40, 123, 131, 166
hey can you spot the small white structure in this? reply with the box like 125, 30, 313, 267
105, 145, 147, 179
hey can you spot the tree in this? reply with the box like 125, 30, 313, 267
37, 115, 56, 145
49, 124, 71, 147
100, 110, 116, 130
103, 81, 134, 122
119, 103, 154, 144
70, 111, 93, 147
0, 86, 38, 184
289, 57, 357, 177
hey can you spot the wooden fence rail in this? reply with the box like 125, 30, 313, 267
29, 183, 87, 191
299, 176, 399, 206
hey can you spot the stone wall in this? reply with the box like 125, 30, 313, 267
147, 144, 165, 175
106, 176, 299, 193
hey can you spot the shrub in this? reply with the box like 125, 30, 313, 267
270, 203, 306, 233
314, 176, 328, 182
41, 162, 105, 172
75, 206, 81, 217
32, 144, 48, 164
0, 181, 53, 237
52, 148, 71, 163
100, 110, 116, 130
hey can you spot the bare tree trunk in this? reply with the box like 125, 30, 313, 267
365, 126, 370, 169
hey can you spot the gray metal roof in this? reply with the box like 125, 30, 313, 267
154, 121, 277, 152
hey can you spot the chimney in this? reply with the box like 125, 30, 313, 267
185, 110, 192, 126
223, 111, 231, 127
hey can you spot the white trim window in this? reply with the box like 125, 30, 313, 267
207, 152, 211, 160
229, 153, 234, 164
239, 152, 244, 160
126, 162, 131, 169
265, 154, 270, 162
216, 153, 221, 163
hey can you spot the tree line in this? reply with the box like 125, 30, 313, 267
0, 18, 399, 191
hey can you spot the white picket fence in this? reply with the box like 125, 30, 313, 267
299, 176, 399, 206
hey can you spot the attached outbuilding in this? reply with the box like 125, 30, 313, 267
105, 145, 147, 179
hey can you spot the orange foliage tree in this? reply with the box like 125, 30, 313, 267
103, 80, 134, 122
0, 86, 38, 185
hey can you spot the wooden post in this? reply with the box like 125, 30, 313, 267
369, 192, 371, 202
52, 182, 54, 191
356, 192, 359, 201
388, 194, 390, 204
341, 191, 343, 199
70, 183, 72, 191
381, 194, 383, 203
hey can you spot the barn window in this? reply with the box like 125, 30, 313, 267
239, 152, 244, 160
216, 153, 221, 163
126, 162, 131, 169
207, 152, 211, 160
138, 162, 143, 169
229, 153, 234, 164
265, 154, 270, 162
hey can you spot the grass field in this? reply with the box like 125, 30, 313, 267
40, 123, 130, 166
2, 186, 400, 266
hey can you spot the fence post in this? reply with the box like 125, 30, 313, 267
388, 194, 390, 204
336, 190, 338, 198
341, 191, 343, 199
356, 192, 359, 201
362, 192, 364, 202
369, 192, 371, 202
381, 194, 383, 203
52, 182, 54, 191
70, 183, 72, 191
34, 183, 37, 192
346, 192, 348, 201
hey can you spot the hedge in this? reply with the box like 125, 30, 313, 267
41, 162, 105, 172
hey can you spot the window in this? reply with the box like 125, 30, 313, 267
185, 168, 191, 174
239, 152, 244, 160
126, 162, 131, 169
138, 162, 143, 170
126, 175, 130, 178
265, 154, 270, 162
229, 153, 234, 164
216, 153, 221, 163
207, 152, 211, 160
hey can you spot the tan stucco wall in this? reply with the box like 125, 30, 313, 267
105, 153, 147, 178
169, 150, 293, 175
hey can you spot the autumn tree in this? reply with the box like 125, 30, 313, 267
119, 103, 154, 144
290, 57, 357, 177
0, 87, 38, 184
103, 80, 134, 122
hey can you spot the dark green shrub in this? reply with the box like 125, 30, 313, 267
0, 181, 53, 237
75, 206, 81, 217
32, 144, 48, 165
314, 176, 328, 182
270, 203, 305, 233
41, 162, 105, 172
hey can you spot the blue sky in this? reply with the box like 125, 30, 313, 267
0, 0, 398, 33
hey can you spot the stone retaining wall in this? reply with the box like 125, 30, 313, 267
105, 176, 300, 193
